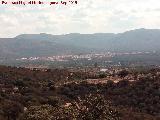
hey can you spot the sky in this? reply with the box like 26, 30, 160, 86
0, 0, 160, 37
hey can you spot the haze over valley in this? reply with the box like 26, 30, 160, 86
0, 28, 160, 68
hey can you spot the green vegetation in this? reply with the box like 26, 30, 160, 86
0, 66, 160, 120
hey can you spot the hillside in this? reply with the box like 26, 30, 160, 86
0, 66, 160, 120
0, 29, 160, 58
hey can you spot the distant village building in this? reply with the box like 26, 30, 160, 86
100, 68, 108, 72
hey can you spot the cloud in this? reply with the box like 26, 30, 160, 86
0, 0, 160, 37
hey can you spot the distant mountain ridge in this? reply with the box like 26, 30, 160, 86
0, 28, 160, 58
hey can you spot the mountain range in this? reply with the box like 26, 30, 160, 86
0, 28, 160, 58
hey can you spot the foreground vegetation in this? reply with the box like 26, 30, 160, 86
0, 66, 160, 120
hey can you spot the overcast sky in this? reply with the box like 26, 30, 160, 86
0, 0, 160, 37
